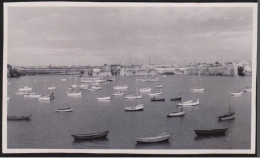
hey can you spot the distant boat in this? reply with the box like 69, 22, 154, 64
230, 91, 243, 96
113, 85, 128, 90
7, 115, 32, 121
178, 99, 199, 106
194, 128, 228, 136
244, 86, 252, 92
112, 91, 124, 96
191, 73, 204, 92
125, 77, 144, 111
154, 84, 163, 88
71, 130, 109, 141
55, 104, 73, 112
48, 86, 56, 90
67, 90, 81, 97
151, 96, 165, 101
124, 95, 142, 99
148, 91, 162, 97
136, 132, 171, 143
39, 93, 54, 101
92, 85, 102, 90
18, 86, 32, 91
139, 87, 151, 93
71, 84, 78, 88
167, 107, 185, 117
97, 96, 111, 101
61, 78, 66, 81
171, 96, 182, 101
24, 93, 41, 98
107, 76, 115, 81
218, 93, 235, 121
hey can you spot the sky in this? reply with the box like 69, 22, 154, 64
7, 5, 254, 66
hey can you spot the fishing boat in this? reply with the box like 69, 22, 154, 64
136, 132, 171, 143
16, 91, 30, 95
55, 104, 73, 112
151, 96, 165, 101
167, 107, 185, 117
139, 87, 151, 93
154, 84, 163, 88
112, 91, 124, 96
7, 115, 32, 121
244, 86, 252, 92
194, 128, 228, 136
218, 93, 235, 121
71, 130, 109, 141
148, 91, 162, 97
71, 84, 78, 88
230, 91, 243, 96
178, 99, 199, 106
97, 96, 111, 101
125, 78, 144, 111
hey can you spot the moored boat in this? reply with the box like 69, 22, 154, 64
55, 105, 73, 112
24, 93, 41, 98
191, 88, 205, 92
194, 128, 228, 136
112, 91, 124, 96
167, 107, 185, 117
230, 91, 243, 96
113, 85, 128, 90
218, 111, 235, 121
154, 84, 163, 88
244, 86, 252, 92
124, 95, 142, 99
125, 104, 144, 111
136, 132, 171, 143
71, 130, 109, 141
151, 96, 165, 101
7, 115, 32, 121
48, 86, 56, 90
171, 95, 182, 101
39, 93, 54, 101
61, 78, 66, 81
97, 96, 111, 101
178, 99, 199, 106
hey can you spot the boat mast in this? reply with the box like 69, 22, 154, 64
135, 76, 139, 105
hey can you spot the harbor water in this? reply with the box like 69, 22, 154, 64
7, 75, 252, 149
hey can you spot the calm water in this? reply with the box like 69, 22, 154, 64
7, 75, 252, 149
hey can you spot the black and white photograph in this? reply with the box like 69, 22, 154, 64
2, 2, 257, 155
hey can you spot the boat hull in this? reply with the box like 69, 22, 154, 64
178, 99, 199, 106
55, 108, 73, 112
218, 112, 235, 121
167, 111, 185, 117
72, 131, 109, 141
136, 133, 171, 143
194, 128, 228, 136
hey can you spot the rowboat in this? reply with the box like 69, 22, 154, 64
124, 95, 142, 99
7, 115, 32, 121
112, 92, 124, 96
230, 91, 243, 96
71, 84, 78, 88
194, 128, 228, 136
136, 132, 171, 143
125, 104, 144, 111
151, 96, 165, 101
178, 99, 199, 106
55, 105, 73, 112
72, 131, 109, 141
97, 96, 111, 101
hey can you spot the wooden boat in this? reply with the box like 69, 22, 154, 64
230, 91, 243, 96
97, 96, 111, 101
171, 95, 182, 101
178, 99, 199, 106
55, 105, 73, 112
151, 96, 165, 101
112, 91, 124, 96
125, 104, 144, 111
7, 115, 32, 121
194, 128, 228, 136
71, 131, 109, 141
136, 132, 171, 143
244, 87, 252, 92
167, 107, 185, 117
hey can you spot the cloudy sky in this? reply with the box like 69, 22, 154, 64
7, 5, 253, 66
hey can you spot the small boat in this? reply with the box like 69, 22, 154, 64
92, 86, 102, 90
39, 93, 54, 101
125, 104, 144, 111
47, 86, 56, 90
244, 86, 252, 92
72, 131, 109, 141
67, 90, 81, 97
191, 88, 205, 92
171, 95, 182, 101
78, 84, 88, 90
167, 107, 185, 117
230, 91, 243, 96
136, 132, 171, 143
16, 91, 30, 95
61, 78, 66, 81
18, 86, 32, 91
139, 88, 152, 92
71, 84, 78, 88
151, 96, 165, 101
112, 91, 124, 96
218, 94, 235, 121
55, 104, 73, 112
178, 99, 199, 106
113, 85, 128, 90
194, 128, 228, 136
97, 96, 111, 101
154, 84, 163, 88
124, 95, 142, 99
24, 93, 41, 98
7, 115, 32, 121
148, 91, 162, 97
